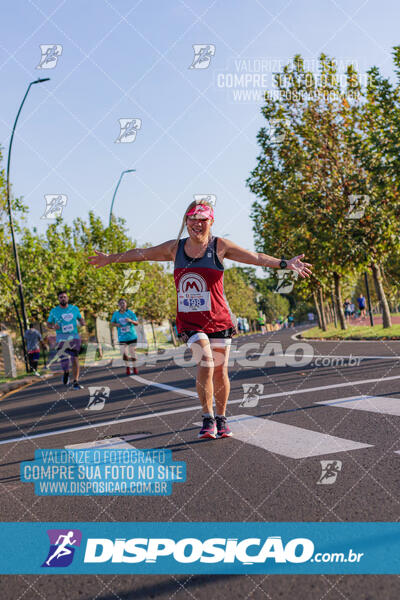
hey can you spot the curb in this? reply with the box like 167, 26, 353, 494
0, 373, 54, 398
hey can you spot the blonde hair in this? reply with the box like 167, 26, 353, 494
175, 200, 214, 246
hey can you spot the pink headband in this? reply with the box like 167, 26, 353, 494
186, 204, 214, 220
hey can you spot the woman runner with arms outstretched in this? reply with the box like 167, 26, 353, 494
88, 200, 312, 439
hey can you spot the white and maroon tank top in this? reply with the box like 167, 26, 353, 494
173, 236, 234, 333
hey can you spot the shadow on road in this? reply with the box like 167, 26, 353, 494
91, 574, 238, 600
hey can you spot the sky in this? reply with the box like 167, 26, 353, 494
1, 0, 400, 268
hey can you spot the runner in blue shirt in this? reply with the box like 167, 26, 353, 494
357, 294, 366, 319
111, 299, 139, 375
47, 291, 85, 389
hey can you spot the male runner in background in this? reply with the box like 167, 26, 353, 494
111, 298, 139, 375
47, 291, 85, 389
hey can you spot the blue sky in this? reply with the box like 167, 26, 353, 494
1, 0, 399, 265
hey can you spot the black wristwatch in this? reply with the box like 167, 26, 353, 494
279, 258, 288, 269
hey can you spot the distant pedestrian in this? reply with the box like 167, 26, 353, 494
288, 314, 294, 328
344, 298, 351, 321
357, 294, 366, 319
111, 298, 139, 376
24, 324, 43, 372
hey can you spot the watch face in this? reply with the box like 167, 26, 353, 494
280, 260, 287, 268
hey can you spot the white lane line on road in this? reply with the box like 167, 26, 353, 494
250, 353, 400, 360
65, 437, 134, 449
3, 373, 400, 445
194, 414, 372, 458
131, 375, 198, 397
316, 396, 400, 416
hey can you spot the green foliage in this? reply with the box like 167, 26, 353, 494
0, 206, 175, 327
223, 267, 259, 320
258, 289, 290, 323
247, 51, 400, 310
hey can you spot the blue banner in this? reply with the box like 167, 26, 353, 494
0, 522, 399, 574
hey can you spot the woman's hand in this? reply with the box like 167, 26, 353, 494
88, 250, 111, 268
287, 254, 312, 278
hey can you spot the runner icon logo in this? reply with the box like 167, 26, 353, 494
274, 269, 298, 294
317, 460, 342, 485
41, 194, 67, 219
42, 529, 82, 567
188, 44, 216, 69
86, 387, 110, 411
346, 195, 369, 219
240, 383, 264, 407
193, 194, 217, 207
123, 269, 145, 294
115, 119, 142, 143
36, 44, 63, 69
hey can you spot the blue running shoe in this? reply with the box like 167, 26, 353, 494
216, 416, 233, 438
198, 416, 216, 439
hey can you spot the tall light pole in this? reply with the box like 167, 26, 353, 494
109, 169, 136, 227
6, 77, 50, 372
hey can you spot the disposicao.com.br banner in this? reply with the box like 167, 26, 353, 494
0, 522, 399, 574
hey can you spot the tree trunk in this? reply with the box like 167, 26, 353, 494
169, 321, 177, 346
151, 322, 157, 349
331, 289, 338, 328
333, 272, 347, 330
371, 262, 392, 328
312, 290, 323, 329
317, 287, 327, 331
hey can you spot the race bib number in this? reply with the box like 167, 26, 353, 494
120, 325, 131, 333
177, 291, 211, 312
61, 323, 74, 333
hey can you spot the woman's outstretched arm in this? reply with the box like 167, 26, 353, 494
88, 239, 176, 268
218, 238, 312, 278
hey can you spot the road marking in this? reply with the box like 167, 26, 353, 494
65, 436, 134, 449
250, 353, 400, 360
3, 373, 400, 446
316, 396, 400, 416
256, 374, 400, 401
131, 375, 198, 397
194, 414, 372, 458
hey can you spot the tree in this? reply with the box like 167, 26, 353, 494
247, 53, 398, 330
223, 267, 259, 321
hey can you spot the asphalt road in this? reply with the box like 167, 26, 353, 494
1, 328, 400, 599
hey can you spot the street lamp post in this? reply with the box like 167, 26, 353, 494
109, 169, 136, 227
6, 77, 50, 372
